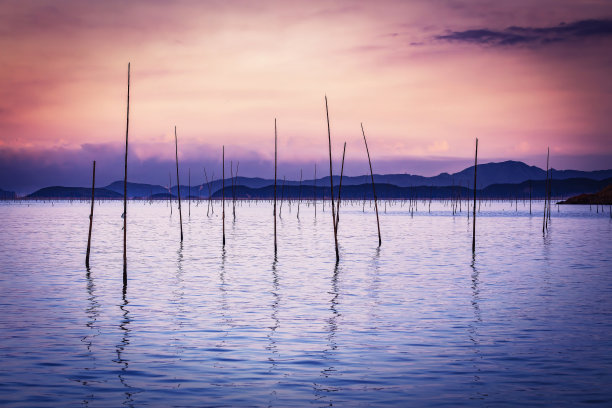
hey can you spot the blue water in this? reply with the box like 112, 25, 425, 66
0, 200, 611, 407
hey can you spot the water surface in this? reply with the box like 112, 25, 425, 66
1, 200, 611, 406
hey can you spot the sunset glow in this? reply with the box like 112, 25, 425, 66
1, 1, 611, 191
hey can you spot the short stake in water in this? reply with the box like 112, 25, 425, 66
175, 126, 183, 242
86, 160, 96, 269
361, 123, 381, 246
472, 138, 478, 253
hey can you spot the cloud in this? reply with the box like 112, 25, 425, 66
436, 19, 612, 46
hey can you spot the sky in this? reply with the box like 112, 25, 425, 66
1, 0, 611, 193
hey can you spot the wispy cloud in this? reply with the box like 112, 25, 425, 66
436, 19, 612, 46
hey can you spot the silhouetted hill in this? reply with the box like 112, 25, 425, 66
208, 177, 612, 200
558, 184, 612, 205
27, 186, 122, 199
105, 181, 168, 198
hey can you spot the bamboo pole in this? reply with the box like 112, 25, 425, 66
361, 123, 381, 246
297, 169, 303, 219
335, 142, 346, 230
472, 138, 478, 253
222, 146, 225, 246
86, 160, 95, 269
543, 147, 549, 233
123, 62, 130, 281
274, 119, 277, 253
325, 96, 339, 262
175, 126, 183, 242
314, 164, 317, 219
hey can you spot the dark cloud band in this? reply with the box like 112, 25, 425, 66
436, 19, 612, 46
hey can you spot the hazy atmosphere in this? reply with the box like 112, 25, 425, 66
1, 0, 612, 192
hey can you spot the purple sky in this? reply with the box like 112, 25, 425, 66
1, 0, 611, 193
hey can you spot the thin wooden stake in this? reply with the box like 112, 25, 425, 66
274, 119, 277, 253
472, 138, 478, 253
361, 123, 381, 246
123, 62, 130, 282
222, 146, 225, 246
543, 147, 549, 233
86, 160, 95, 268
175, 126, 183, 242
325, 96, 339, 262
297, 169, 303, 219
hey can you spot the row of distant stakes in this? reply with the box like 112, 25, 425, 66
84, 64, 557, 278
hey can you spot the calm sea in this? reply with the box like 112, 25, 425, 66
1, 199, 611, 407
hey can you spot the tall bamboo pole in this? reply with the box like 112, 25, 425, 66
325, 96, 339, 262
543, 147, 549, 233
274, 119, 277, 253
361, 123, 381, 246
222, 146, 225, 246
123, 63, 130, 281
86, 160, 95, 268
472, 138, 478, 253
175, 126, 183, 242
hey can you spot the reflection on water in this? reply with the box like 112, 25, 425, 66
267, 255, 280, 405
314, 263, 341, 404
115, 283, 134, 407
0, 201, 611, 407
79, 268, 100, 406
468, 254, 485, 401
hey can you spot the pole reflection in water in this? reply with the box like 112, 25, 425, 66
114, 281, 134, 407
79, 267, 101, 405
214, 247, 231, 369
314, 262, 342, 404
367, 247, 382, 322
267, 255, 281, 405
172, 242, 185, 363
469, 253, 485, 401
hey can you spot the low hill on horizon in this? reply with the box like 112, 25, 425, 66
26, 186, 122, 199
558, 184, 612, 205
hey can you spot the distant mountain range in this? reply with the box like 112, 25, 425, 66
7, 160, 612, 200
